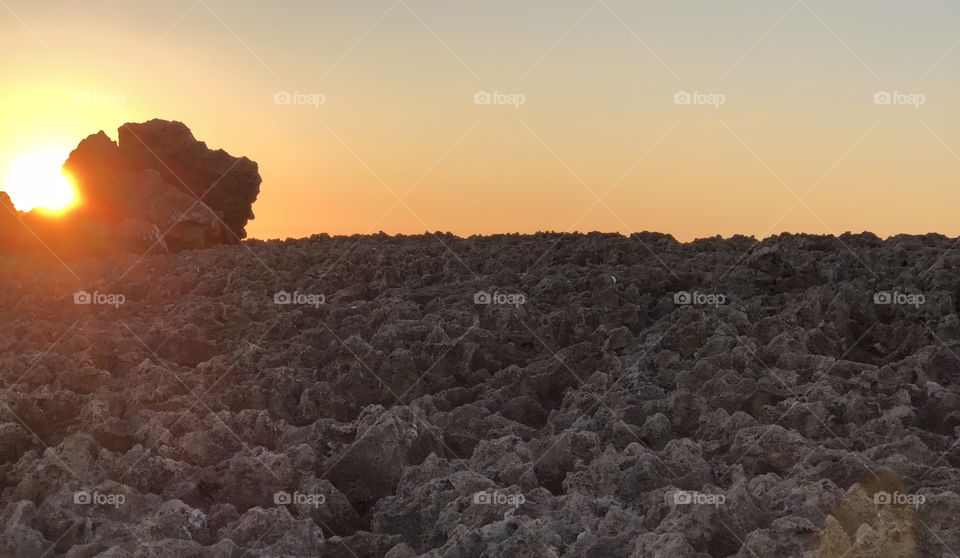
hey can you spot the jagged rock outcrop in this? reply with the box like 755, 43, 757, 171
0, 119, 260, 256
117, 120, 261, 242
64, 128, 228, 251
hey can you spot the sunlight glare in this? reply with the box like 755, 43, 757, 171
3, 149, 78, 214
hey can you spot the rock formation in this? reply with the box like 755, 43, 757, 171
117, 120, 261, 242
0, 119, 261, 256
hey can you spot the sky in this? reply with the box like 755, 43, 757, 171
0, 0, 958, 241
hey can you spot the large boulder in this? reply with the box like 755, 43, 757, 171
0, 118, 264, 257
0, 118, 261, 256
117, 119, 261, 242
63, 129, 225, 251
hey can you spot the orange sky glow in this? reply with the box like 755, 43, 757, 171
1, 0, 958, 241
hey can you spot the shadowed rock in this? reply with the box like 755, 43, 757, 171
118, 119, 261, 242
64, 129, 225, 251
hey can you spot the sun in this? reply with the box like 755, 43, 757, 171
3, 149, 79, 215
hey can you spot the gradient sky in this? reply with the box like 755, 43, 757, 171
1, 0, 958, 240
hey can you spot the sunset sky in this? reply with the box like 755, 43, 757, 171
1, 0, 958, 241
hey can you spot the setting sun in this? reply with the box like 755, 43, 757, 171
3, 149, 78, 214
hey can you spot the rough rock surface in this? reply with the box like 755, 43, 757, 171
116, 120, 261, 243
64, 129, 224, 252
2, 232, 960, 557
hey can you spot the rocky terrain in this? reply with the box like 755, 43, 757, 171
2, 232, 960, 557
